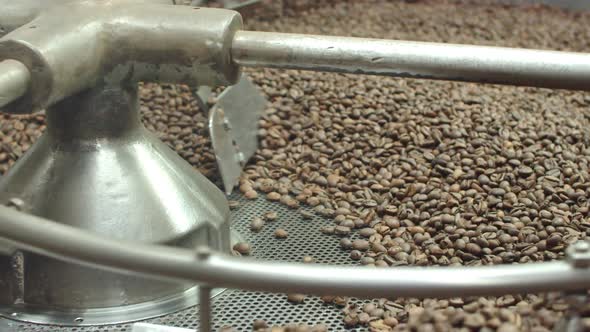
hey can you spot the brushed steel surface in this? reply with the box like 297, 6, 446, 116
232, 30, 590, 91
0, 60, 29, 109
0, 85, 231, 315
208, 75, 267, 194
0, 287, 225, 326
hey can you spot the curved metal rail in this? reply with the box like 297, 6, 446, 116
0, 205, 588, 300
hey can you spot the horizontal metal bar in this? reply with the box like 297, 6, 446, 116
232, 31, 590, 91
0, 206, 588, 299
0, 60, 30, 109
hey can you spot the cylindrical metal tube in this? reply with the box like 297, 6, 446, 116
232, 31, 590, 91
0, 60, 30, 109
1, 206, 590, 299
199, 286, 212, 332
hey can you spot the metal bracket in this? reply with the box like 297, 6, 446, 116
200, 75, 267, 195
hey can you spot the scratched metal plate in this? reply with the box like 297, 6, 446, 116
207, 76, 267, 195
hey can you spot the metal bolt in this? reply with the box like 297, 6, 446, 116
195, 246, 211, 260
6, 197, 25, 211
237, 151, 246, 166
222, 118, 231, 132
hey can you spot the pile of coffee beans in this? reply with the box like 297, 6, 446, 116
2, 0, 590, 330
235, 0, 590, 330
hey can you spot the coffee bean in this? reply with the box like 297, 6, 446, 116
264, 211, 278, 221
253, 319, 268, 330
320, 295, 335, 304
359, 228, 376, 237
250, 217, 265, 232
232, 242, 251, 255
350, 250, 362, 260
335, 225, 351, 235
310, 324, 328, 332
518, 166, 534, 177
498, 323, 519, 332
478, 174, 491, 186
244, 190, 258, 200
383, 317, 398, 327
327, 174, 340, 187
343, 314, 359, 327
466, 243, 482, 256
352, 239, 370, 251
464, 313, 485, 328
274, 228, 288, 239
302, 256, 315, 263
267, 192, 281, 201
340, 238, 352, 249
360, 256, 375, 265
490, 188, 506, 196
287, 293, 305, 304
358, 312, 370, 325
300, 210, 314, 219
321, 225, 335, 235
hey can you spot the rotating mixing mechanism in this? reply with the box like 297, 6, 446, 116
0, 1, 590, 331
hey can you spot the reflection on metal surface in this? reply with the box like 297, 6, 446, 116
0, 60, 30, 109
232, 30, 590, 91
0, 287, 224, 326
0, 85, 231, 322
207, 76, 267, 194
132, 323, 195, 332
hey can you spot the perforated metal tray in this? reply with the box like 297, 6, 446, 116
0, 193, 367, 332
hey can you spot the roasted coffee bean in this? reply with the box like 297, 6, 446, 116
320, 295, 335, 304
264, 211, 278, 221
359, 228, 376, 238
287, 293, 305, 304
300, 210, 314, 219
267, 192, 281, 201
253, 319, 268, 330
302, 256, 315, 263
245, 190, 258, 200
232, 242, 251, 255
335, 225, 352, 235
352, 239, 370, 251
250, 217, 265, 232
274, 228, 288, 239
310, 324, 328, 332
340, 238, 353, 249
350, 250, 362, 260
